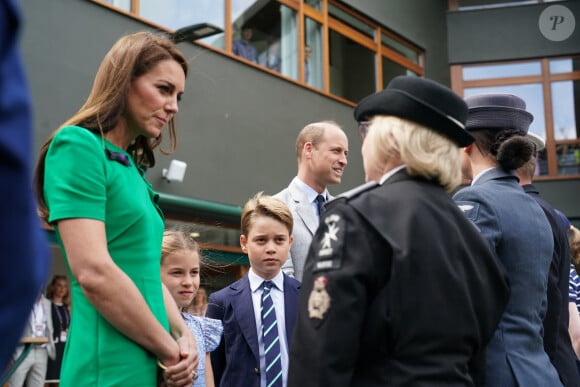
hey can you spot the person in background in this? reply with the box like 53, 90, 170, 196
185, 287, 209, 317
207, 193, 301, 387
262, 38, 281, 72
8, 292, 55, 387
569, 266, 580, 358
275, 121, 348, 282
562, 226, 580, 316
515, 132, 580, 386
304, 45, 312, 84
44, 275, 71, 387
570, 225, 580, 272
0, 0, 50, 370
33, 31, 198, 386
233, 25, 257, 63
555, 211, 580, 362
289, 76, 509, 386
454, 93, 562, 386
161, 229, 223, 387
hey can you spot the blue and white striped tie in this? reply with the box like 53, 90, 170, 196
261, 281, 283, 387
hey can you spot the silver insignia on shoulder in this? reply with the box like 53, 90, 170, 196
318, 214, 340, 257
458, 204, 474, 212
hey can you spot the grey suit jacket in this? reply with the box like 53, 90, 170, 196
12, 296, 56, 361
275, 177, 332, 282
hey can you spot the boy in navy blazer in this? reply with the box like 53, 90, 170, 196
207, 193, 300, 387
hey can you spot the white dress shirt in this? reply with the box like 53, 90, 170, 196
249, 269, 289, 387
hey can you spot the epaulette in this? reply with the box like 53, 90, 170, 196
331, 181, 379, 204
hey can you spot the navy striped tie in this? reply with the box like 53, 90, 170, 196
261, 281, 283, 387
315, 194, 326, 217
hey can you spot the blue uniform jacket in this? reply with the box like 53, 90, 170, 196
454, 168, 562, 387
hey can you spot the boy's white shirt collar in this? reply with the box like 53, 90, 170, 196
249, 268, 285, 293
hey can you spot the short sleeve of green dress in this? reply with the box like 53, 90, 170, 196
44, 126, 167, 386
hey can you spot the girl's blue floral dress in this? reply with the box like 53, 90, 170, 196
182, 312, 223, 387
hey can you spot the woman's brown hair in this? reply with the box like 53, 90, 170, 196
45, 274, 71, 307
34, 32, 188, 222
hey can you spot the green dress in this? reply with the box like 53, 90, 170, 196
44, 126, 167, 386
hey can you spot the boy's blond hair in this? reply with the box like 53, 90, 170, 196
241, 192, 293, 236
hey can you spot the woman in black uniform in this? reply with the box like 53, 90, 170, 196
288, 76, 510, 387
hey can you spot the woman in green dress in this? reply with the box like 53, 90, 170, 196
34, 32, 198, 387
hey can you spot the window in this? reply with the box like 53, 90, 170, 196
329, 29, 375, 102
381, 32, 420, 64
462, 62, 541, 80
231, 1, 298, 80
305, 0, 322, 11
381, 57, 418, 89
380, 31, 421, 89
305, 17, 323, 89
90, 0, 424, 105
452, 0, 563, 11
328, 3, 375, 38
139, 0, 226, 49
102, 0, 130, 11
451, 57, 580, 179
551, 80, 578, 141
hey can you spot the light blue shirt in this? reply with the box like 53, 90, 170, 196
294, 176, 328, 222
233, 39, 257, 63
248, 269, 288, 387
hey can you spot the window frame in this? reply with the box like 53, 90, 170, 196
451, 57, 580, 180
89, 0, 424, 106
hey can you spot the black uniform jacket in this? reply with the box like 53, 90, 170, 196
288, 170, 510, 387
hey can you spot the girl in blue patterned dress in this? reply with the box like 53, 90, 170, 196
161, 229, 223, 387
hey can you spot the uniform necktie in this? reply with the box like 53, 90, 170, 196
315, 194, 326, 217
261, 281, 283, 387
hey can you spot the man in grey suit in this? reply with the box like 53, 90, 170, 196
275, 121, 349, 282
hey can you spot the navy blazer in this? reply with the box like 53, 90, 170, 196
523, 184, 580, 387
0, 0, 50, 370
454, 168, 562, 387
207, 273, 300, 387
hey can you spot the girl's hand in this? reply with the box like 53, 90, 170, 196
163, 335, 199, 386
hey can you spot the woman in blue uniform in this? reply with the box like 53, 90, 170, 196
454, 93, 562, 387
